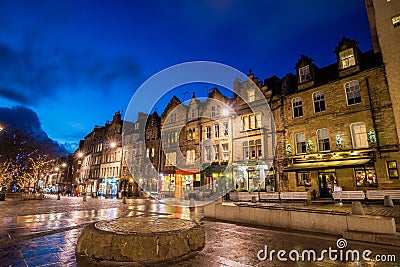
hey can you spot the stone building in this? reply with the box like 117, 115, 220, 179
200, 88, 233, 195
179, 94, 203, 193
74, 111, 124, 198
232, 75, 278, 192
365, 0, 400, 144
160, 96, 187, 198
143, 112, 161, 193
282, 38, 400, 197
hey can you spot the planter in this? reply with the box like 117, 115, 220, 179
229, 192, 238, 201
238, 192, 251, 202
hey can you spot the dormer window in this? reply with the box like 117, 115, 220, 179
339, 48, 356, 69
392, 15, 400, 28
299, 66, 311, 83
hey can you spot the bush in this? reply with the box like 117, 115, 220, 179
255, 187, 266, 192
237, 188, 248, 192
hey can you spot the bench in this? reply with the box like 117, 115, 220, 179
22, 193, 45, 200
280, 191, 308, 201
332, 191, 365, 202
238, 192, 252, 202
258, 192, 280, 201
366, 190, 400, 201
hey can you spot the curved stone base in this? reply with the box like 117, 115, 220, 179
76, 217, 205, 263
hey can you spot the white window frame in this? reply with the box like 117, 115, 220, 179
345, 80, 362, 106
313, 90, 326, 113
295, 132, 306, 154
206, 126, 211, 139
339, 48, 356, 69
350, 122, 369, 149
299, 65, 311, 83
222, 143, 229, 160
292, 97, 303, 118
214, 124, 219, 138
316, 128, 330, 152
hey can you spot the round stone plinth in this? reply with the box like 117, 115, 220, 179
76, 217, 205, 263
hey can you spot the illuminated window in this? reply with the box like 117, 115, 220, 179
345, 81, 361, 105
186, 150, 196, 164
295, 132, 306, 154
243, 116, 249, 130
256, 139, 262, 158
214, 124, 219, 138
299, 65, 311, 83
222, 143, 229, 160
351, 122, 368, 149
355, 163, 377, 187
206, 126, 211, 139
166, 152, 176, 166
248, 89, 255, 102
387, 161, 399, 179
223, 122, 228, 136
392, 15, 400, 28
313, 90, 326, 113
204, 146, 211, 162
213, 145, 219, 160
292, 97, 303, 118
317, 128, 330, 152
296, 171, 311, 186
339, 48, 356, 69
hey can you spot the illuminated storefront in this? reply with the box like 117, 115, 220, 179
98, 177, 119, 197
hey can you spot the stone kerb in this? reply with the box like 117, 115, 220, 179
76, 217, 205, 263
205, 202, 397, 237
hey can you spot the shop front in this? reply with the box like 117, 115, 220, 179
233, 164, 269, 191
98, 177, 119, 198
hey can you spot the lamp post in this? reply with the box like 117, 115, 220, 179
55, 166, 61, 200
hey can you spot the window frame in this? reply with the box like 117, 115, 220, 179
339, 48, 356, 69
299, 65, 311, 83
316, 128, 330, 152
345, 80, 362, 106
392, 14, 400, 28
292, 97, 303, 118
295, 132, 307, 155
312, 90, 326, 113
350, 122, 368, 149
387, 161, 399, 179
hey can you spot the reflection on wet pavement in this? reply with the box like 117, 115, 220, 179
0, 196, 399, 267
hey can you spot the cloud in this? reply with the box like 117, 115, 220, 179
0, 41, 140, 106
0, 106, 68, 154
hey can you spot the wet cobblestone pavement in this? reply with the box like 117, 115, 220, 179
0, 195, 399, 266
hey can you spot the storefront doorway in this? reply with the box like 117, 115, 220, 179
318, 169, 337, 198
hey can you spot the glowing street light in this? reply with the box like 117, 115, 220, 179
62, 163, 67, 168
110, 142, 116, 148
78, 152, 83, 158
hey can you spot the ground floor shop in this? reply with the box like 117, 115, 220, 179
284, 151, 400, 198
233, 164, 275, 192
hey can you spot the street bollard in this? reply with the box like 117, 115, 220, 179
384, 195, 394, 207
83, 192, 87, 202
351, 201, 365, 215
189, 198, 195, 211
57, 193, 60, 200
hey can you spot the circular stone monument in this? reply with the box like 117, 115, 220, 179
76, 217, 205, 263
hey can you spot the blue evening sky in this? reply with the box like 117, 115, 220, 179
0, 0, 372, 151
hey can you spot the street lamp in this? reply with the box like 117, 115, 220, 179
55, 166, 61, 200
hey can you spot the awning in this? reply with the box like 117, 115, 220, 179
283, 158, 372, 172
